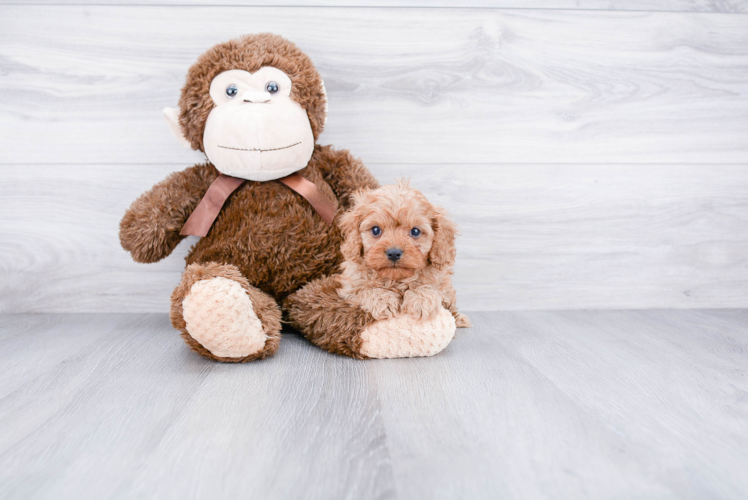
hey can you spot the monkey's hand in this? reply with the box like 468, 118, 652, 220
119, 164, 217, 263
402, 286, 444, 321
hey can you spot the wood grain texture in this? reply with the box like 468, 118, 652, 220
1, 5, 748, 312
1, 1, 745, 12
2, 163, 747, 313
0, 311, 746, 499
1, 6, 747, 165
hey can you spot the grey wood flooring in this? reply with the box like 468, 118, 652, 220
1, 310, 747, 499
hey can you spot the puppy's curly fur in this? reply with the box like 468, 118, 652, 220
337, 181, 470, 327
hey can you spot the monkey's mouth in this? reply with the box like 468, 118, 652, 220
217, 142, 301, 152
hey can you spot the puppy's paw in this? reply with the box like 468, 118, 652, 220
402, 287, 443, 321
362, 289, 402, 320
454, 312, 471, 328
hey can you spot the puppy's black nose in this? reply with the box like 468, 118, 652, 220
386, 248, 403, 262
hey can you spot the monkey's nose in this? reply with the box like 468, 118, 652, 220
242, 90, 271, 103
386, 248, 403, 262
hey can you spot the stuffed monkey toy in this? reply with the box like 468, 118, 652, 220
120, 34, 458, 362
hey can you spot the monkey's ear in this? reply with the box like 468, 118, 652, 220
162, 107, 192, 149
320, 80, 328, 129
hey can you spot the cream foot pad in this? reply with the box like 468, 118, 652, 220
182, 277, 267, 358
359, 308, 456, 359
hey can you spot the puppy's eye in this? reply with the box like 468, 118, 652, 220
410, 227, 421, 238
371, 226, 382, 237
226, 84, 238, 98
266, 81, 279, 94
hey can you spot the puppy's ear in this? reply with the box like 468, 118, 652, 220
338, 192, 367, 263
346, 188, 371, 211
428, 206, 458, 270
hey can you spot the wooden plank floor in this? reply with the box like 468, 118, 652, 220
1, 311, 747, 499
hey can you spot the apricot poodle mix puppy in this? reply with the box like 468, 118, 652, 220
337, 181, 471, 328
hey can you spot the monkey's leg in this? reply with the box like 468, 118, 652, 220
171, 262, 281, 362
284, 276, 455, 359
284, 276, 371, 359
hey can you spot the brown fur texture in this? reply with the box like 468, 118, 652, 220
120, 164, 217, 264
180, 146, 377, 302
120, 35, 379, 362
285, 182, 470, 359
171, 262, 282, 362
284, 275, 374, 359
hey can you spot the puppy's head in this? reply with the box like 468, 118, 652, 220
339, 181, 457, 280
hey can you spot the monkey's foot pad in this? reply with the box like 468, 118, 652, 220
359, 308, 456, 359
182, 277, 267, 358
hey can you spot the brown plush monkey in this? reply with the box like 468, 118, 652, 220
121, 34, 460, 362
120, 34, 380, 362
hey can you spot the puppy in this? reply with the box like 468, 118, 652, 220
337, 181, 471, 328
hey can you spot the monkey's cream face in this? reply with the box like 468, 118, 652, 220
203, 68, 315, 182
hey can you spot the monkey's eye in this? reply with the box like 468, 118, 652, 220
371, 226, 382, 237
410, 227, 421, 238
225, 84, 238, 98
265, 81, 279, 94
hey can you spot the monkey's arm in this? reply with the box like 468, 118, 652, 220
313, 145, 380, 210
119, 163, 218, 263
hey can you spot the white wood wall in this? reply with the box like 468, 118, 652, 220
1, 2, 747, 313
